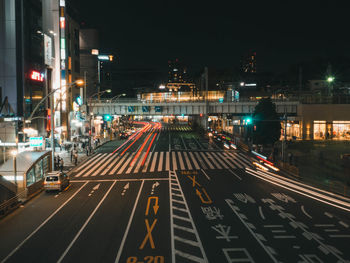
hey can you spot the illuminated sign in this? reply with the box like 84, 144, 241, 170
98, 55, 110, 61
30, 71, 44, 82
29, 137, 44, 147
91, 49, 99, 55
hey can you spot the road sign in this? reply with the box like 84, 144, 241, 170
29, 137, 44, 147
155, 106, 162, 112
142, 106, 150, 112
128, 106, 135, 113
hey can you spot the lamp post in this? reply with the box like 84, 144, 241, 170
25, 79, 84, 171
326, 76, 334, 98
11, 150, 18, 191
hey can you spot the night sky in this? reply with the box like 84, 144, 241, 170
72, 0, 350, 73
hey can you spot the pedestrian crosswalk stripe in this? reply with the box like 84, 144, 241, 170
237, 153, 253, 166
194, 152, 207, 170
172, 152, 177, 171
150, 152, 158, 172
207, 152, 222, 169
183, 152, 193, 170
177, 151, 185, 170
118, 153, 133, 174
134, 152, 146, 173
109, 153, 129, 175
217, 152, 236, 169
77, 153, 107, 177
166, 152, 170, 171
200, 152, 214, 169
91, 153, 114, 176
224, 152, 244, 168
212, 152, 229, 169
142, 152, 153, 173
158, 152, 164, 171
228, 152, 250, 167
101, 155, 121, 175
75, 153, 102, 172
189, 152, 200, 170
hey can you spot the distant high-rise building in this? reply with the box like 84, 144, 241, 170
241, 51, 257, 73
168, 59, 187, 83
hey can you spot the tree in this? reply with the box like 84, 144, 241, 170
252, 98, 281, 145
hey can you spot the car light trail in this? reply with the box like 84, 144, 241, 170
141, 132, 158, 167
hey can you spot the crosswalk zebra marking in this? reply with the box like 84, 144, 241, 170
91, 153, 114, 176
217, 152, 236, 170
101, 155, 121, 175
109, 153, 129, 175
177, 151, 185, 170
200, 152, 214, 169
212, 152, 229, 169
77, 153, 107, 177
150, 152, 158, 172
166, 152, 170, 171
134, 152, 146, 173
118, 154, 134, 174
194, 152, 207, 170
142, 152, 153, 173
207, 152, 222, 169
158, 152, 164, 171
224, 152, 244, 169
237, 153, 253, 166
228, 152, 250, 167
74, 153, 102, 172
172, 152, 178, 171
189, 152, 200, 170
183, 152, 193, 170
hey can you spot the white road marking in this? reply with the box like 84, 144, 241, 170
229, 169, 242, 180
263, 225, 284, 228
200, 152, 214, 169
224, 152, 244, 168
74, 153, 102, 172
212, 152, 228, 169
133, 152, 146, 173
118, 154, 134, 174
150, 152, 158, 172
177, 152, 185, 170
314, 224, 335, 227
57, 181, 116, 263
194, 152, 207, 170
329, 235, 350, 238
101, 155, 121, 175
183, 152, 193, 170
273, 235, 296, 239
115, 181, 144, 263
172, 152, 177, 170
207, 152, 222, 169
142, 152, 153, 173
109, 153, 129, 175
1, 182, 88, 263
201, 169, 210, 181
325, 229, 339, 232
324, 212, 334, 218
157, 152, 164, 171
301, 205, 312, 219
259, 206, 265, 220
339, 221, 349, 228
92, 154, 114, 176
217, 152, 236, 169
166, 152, 170, 171
189, 152, 200, 170
77, 153, 107, 177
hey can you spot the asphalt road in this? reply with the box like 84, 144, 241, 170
0, 122, 349, 263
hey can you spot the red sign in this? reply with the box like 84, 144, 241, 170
30, 70, 44, 82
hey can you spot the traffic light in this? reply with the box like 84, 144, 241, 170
103, 114, 112, 121
244, 117, 252, 125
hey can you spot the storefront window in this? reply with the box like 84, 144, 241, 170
314, 121, 326, 140
333, 121, 350, 140
35, 159, 43, 182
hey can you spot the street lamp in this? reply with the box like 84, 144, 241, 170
25, 79, 84, 171
11, 150, 18, 190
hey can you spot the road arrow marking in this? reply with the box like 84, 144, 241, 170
146, 196, 159, 216
121, 183, 130, 196
151, 181, 160, 195
93, 183, 100, 190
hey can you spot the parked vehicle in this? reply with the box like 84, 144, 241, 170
44, 172, 70, 192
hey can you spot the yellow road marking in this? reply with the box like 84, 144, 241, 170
139, 219, 157, 250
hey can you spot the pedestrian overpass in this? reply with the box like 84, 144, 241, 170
88, 99, 299, 116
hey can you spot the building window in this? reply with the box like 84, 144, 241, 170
314, 120, 326, 140
332, 121, 350, 140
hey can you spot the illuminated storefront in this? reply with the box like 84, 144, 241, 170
332, 121, 350, 140
313, 120, 327, 140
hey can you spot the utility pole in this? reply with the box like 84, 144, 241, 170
97, 60, 101, 101
281, 107, 287, 163
204, 67, 209, 130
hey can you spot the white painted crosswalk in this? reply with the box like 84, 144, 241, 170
72, 151, 252, 177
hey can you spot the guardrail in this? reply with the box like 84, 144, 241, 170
0, 189, 27, 218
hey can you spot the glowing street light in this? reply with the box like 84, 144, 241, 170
327, 76, 335, 83
11, 150, 18, 189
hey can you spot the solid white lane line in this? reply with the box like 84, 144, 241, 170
229, 169, 242, 180
259, 206, 265, 220
118, 154, 134, 174
172, 152, 177, 170
200, 152, 214, 169
1, 182, 89, 263
201, 169, 210, 181
92, 154, 114, 176
189, 152, 200, 170
101, 156, 121, 175
314, 224, 335, 227
177, 152, 185, 170
169, 133, 171, 152
194, 152, 207, 170
157, 152, 164, 171
142, 152, 153, 173
263, 225, 284, 228
301, 205, 313, 219
134, 152, 146, 173
166, 152, 170, 171
115, 181, 144, 263
74, 153, 102, 172
206, 152, 222, 169
57, 181, 117, 263
329, 235, 350, 238
76, 154, 107, 177
150, 152, 158, 172
324, 212, 333, 218
109, 153, 129, 175
211, 152, 228, 169
339, 221, 349, 228
273, 235, 296, 239
169, 171, 175, 263
183, 152, 193, 170
325, 229, 339, 232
